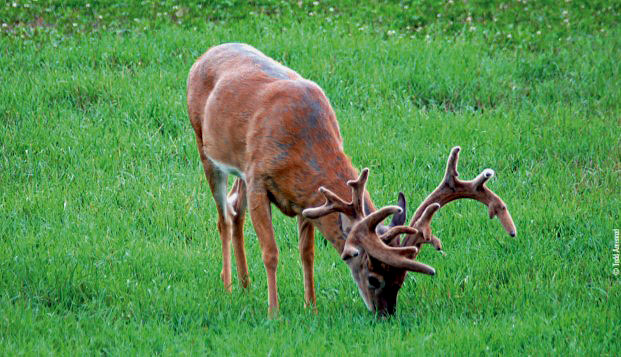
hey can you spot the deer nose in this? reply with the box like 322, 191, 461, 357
377, 305, 396, 318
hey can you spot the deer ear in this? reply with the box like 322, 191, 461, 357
375, 224, 389, 235
389, 192, 407, 227
338, 213, 354, 237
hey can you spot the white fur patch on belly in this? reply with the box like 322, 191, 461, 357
208, 157, 246, 181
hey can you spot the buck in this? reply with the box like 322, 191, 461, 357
186, 43, 516, 317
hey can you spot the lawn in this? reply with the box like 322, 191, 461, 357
1, 0, 619, 355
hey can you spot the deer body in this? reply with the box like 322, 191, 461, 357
187, 43, 358, 220
187, 43, 382, 314
187, 43, 515, 317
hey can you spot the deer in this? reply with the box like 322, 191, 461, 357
186, 43, 516, 317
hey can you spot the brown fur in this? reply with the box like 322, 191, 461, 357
187, 43, 379, 316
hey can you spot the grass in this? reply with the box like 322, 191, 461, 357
1, 1, 620, 355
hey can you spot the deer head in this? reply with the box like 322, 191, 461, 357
302, 169, 435, 317
303, 147, 517, 317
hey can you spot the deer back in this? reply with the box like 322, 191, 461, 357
187, 43, 352, 217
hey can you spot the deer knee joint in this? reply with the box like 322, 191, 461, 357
262, 251, 279, 271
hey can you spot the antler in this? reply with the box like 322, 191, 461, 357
302, 168, 369, 220
347, 206, 435, 275
404, 146, 516, 253
402, 203, 444, 251
302, 169, 436, 275
347, 167, 369, 218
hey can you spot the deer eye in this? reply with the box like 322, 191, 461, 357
341, 246, 360, 261
367, 274, 385, 290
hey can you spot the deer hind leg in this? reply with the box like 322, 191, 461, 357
197, 146, 234, 292
246, 178, 279, 317
229, 178, 250, 288
298, 216, 317, 310
189, 95, 234, 290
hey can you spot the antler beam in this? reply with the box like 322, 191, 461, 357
409, 146, 516, 237
401, 146, 517, 258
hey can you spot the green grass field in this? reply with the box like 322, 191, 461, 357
1, 1, 619, 354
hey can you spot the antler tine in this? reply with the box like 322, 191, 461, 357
415, 203, 441, 232
409, 147, 517, 237
417, 204, 442, 246
348, 210, 435, 275
346, 168, 369, 217
368, 245, 435, 275
473, 168, 494, 189
402, 232, 443, 253
353, 231, 434, 274
402, 203, 444, 252
302, 186, 356, 219
303, 169, 371, 220
397, 259, 436, 275
379, 226, 418, 243
363, 206, 402, 232
443, 146, 461, 189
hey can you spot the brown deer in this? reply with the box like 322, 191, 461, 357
186, 43, 516, 317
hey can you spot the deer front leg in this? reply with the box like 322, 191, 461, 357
297, 216, 316, 310
247, 183, 280, 317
